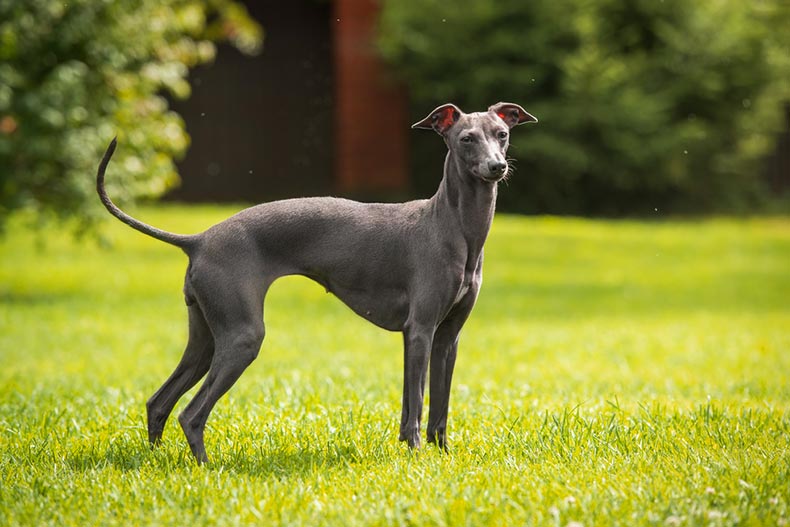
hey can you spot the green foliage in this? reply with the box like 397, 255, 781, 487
1, 206, 789, 525
0, 0, 261, 233
378, 0, 790, 214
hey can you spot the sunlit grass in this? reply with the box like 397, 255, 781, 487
1, 206, 788, 526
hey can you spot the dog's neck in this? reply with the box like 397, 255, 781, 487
431, 151, 498, 261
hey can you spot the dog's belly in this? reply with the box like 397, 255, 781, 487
307, 275, 409, 332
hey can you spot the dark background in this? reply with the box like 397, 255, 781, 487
168, 1, 335, 202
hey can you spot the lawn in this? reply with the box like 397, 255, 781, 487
1, 206, 788, 526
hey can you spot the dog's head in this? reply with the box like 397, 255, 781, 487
412, 102, 537, 183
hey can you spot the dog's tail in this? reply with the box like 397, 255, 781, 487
97, 138, 197, 250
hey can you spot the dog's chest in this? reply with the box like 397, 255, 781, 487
444, 241, 483, 308
452, 281, 471, 306
450, 259, 479, 308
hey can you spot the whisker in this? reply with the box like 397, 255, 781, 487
498, 157, 518, 185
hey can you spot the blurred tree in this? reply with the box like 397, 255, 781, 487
0, 0, 261, 233
378, 0, 790, 214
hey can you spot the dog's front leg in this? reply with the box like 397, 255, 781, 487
398, 323, 435, 449
426, 290, 477, 451
426, 333, 458, 451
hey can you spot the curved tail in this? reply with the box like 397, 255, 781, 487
97, 138, 197, 250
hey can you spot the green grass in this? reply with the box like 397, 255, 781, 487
1, 206, 788, 526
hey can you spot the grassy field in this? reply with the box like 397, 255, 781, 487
1, 206, 788, 526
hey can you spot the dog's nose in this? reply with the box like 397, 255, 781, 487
488, 160, 507, 175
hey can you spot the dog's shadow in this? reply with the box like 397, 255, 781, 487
208, 442, 370, 478
65, 436, 377, 478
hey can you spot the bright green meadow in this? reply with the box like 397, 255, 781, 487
1, 206, 788, 526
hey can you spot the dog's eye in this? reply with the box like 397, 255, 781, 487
460, 135, 474, 143
497, 131, 508, 140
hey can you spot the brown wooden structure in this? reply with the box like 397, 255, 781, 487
168, 0, 409, 203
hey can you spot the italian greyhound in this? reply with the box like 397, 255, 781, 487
96, 102, 537, 464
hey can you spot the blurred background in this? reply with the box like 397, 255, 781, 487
1, 0, 789, 233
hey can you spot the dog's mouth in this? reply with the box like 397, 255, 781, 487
480, 171, 507, 183
468, 161, 509, 184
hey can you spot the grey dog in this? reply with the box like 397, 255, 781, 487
96, 102, 537, 464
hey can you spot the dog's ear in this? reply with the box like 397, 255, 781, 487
412, 104, 462, 135
489, 102, 537, 128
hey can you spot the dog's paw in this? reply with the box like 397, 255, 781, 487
426, 428, 448, 452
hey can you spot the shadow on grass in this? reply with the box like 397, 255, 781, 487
213, 442, 370, 478
0, 290, 86, 306
64, 435, 377, 478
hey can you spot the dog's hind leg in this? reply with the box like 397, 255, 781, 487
176, 272, 268, 464
146, 301, 214, 446
177, 325, 264, 464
